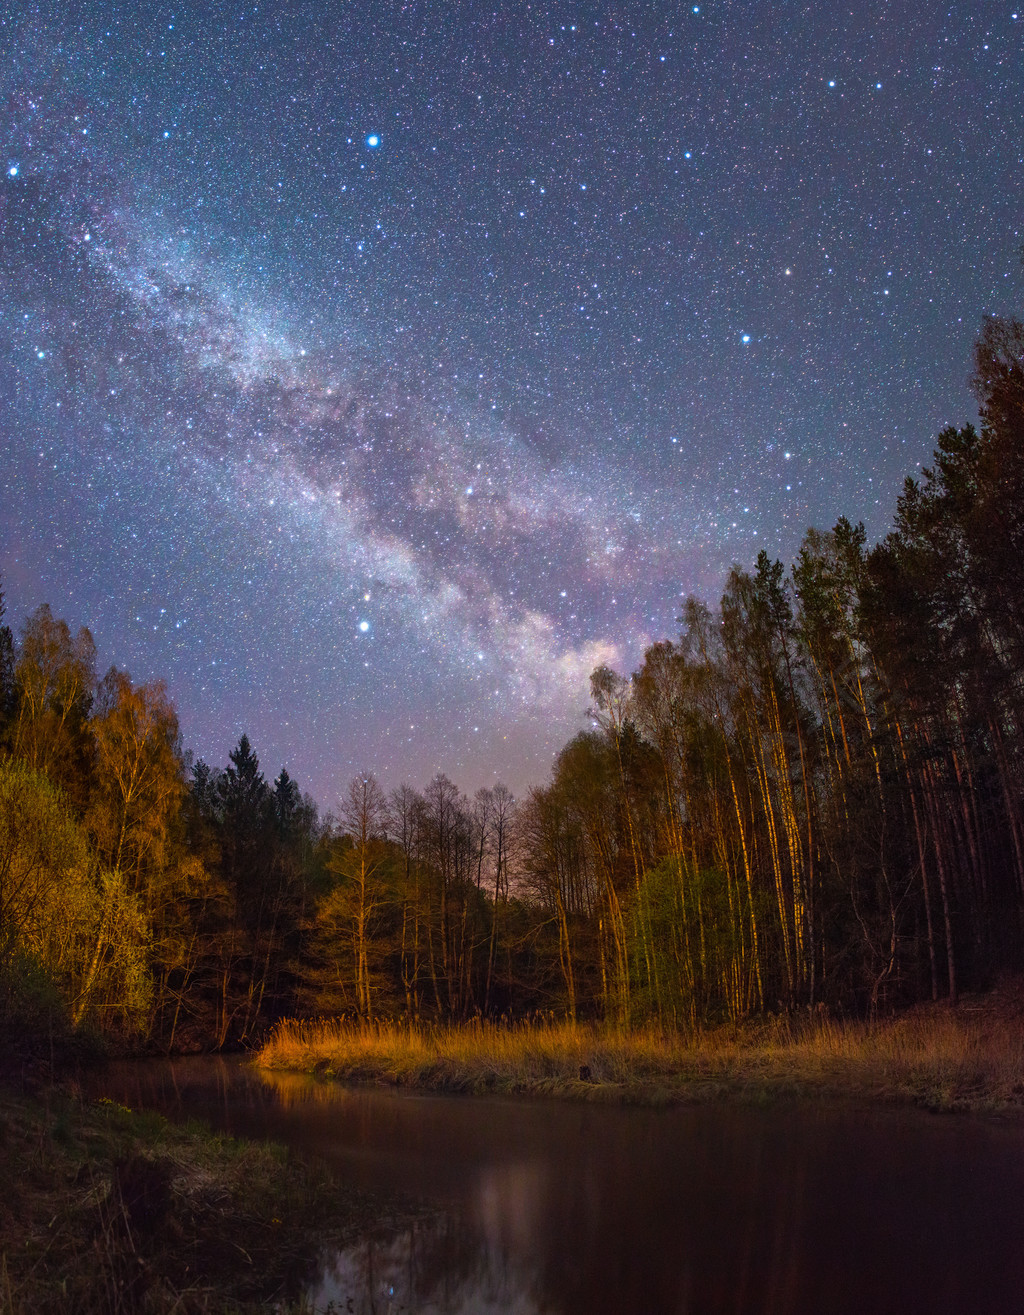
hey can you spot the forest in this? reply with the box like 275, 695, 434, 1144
1, 315, 1022, 1051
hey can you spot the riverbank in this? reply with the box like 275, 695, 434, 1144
256, 983, 1024, 1114
0, 1080, 377, 1313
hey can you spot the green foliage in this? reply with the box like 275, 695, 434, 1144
0, 759, 88, 997
0, 758, 153, 1033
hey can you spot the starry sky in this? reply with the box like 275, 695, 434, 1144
1, 1, 1021, 802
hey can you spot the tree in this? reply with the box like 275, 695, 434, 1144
209, 735, 276, 1041
720, 560, 812, 1001
483, 783, 516, 1015
0, 760, 87, 1002
971, 314, 1024, 662
88, 668, 186, 891
11, 605, 96, 804
321, 774, 392, 1019
418, 774, 474, 1016
389, 782, 426, 1018
0, 760, 150, 1032
518, 783, 585, 1020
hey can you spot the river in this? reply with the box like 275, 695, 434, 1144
85, 1057, 1024, 1314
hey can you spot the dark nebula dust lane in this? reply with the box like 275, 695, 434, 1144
1, 1, 1021, 799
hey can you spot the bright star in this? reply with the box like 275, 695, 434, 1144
366, 134, 380, 148
358, 620, 370, 633
741, 334, 751, 343
7, 164, 18, 176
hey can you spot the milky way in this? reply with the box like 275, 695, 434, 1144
1, 1, 1021, 800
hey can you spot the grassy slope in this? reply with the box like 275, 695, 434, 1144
256, 982, 1024, 1115
0, 1083, 376, 1314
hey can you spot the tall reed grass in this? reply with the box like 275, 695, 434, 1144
255, 1007, 1024, 1110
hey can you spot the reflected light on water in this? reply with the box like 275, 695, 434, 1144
315, 1218, 547, 1315
85, 1057, 1024, 1315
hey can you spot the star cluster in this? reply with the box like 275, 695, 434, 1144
1, 1, 1021, 798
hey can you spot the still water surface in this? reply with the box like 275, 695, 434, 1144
87, 1058, 1024, 1315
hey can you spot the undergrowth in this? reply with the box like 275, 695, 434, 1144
0, 1085, 373, 1313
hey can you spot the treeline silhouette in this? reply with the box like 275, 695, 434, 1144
1, 316, 1022, 1048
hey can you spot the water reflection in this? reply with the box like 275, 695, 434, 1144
319, 1216, 547, 1315
87, 1058, 1024, 1315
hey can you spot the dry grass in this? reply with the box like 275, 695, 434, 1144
256, 990, 1024, 1113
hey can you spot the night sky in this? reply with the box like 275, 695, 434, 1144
1, 1, 1021, 802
